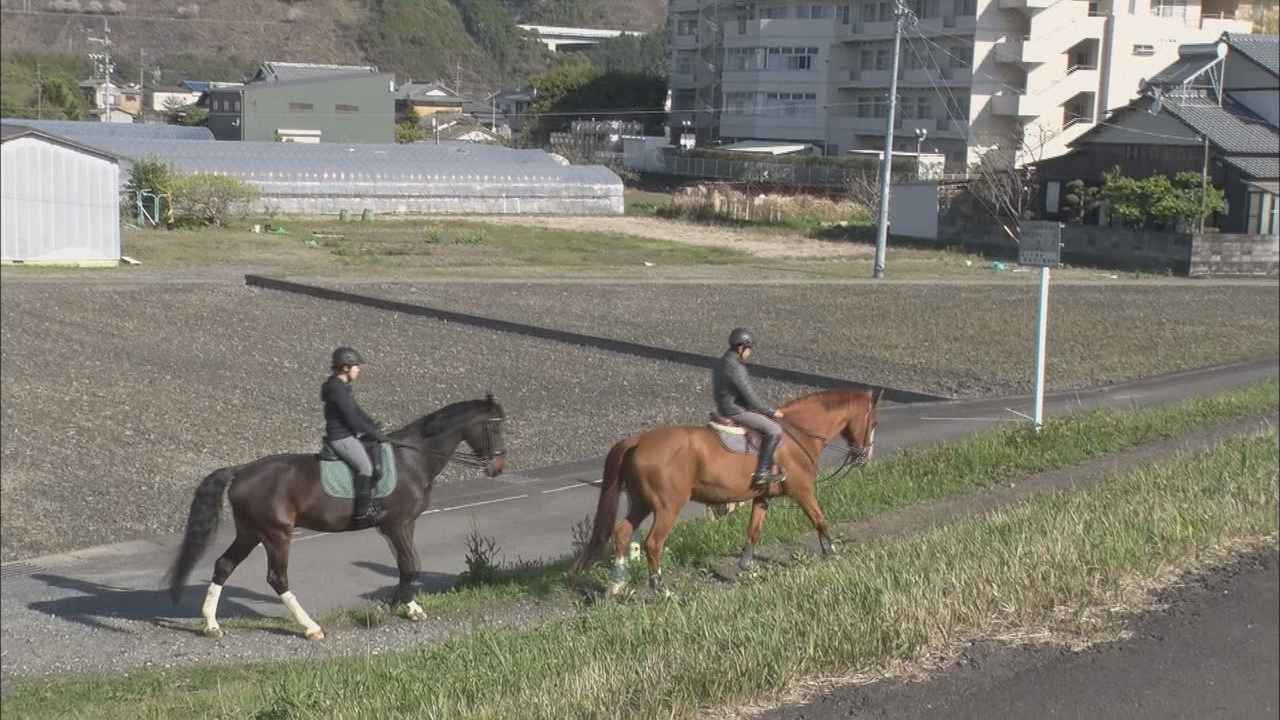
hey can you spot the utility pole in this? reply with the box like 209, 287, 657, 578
34, 61, 43, 118
1198, 134, 1210, 237
87, 18, 114, 121
873, 0, 910, 279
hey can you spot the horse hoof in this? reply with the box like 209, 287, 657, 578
406, 609, 426, 622
203, 626, 223, 639
606, 581, 626, 597
306, 629, 326, 641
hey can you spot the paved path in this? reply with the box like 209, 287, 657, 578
1, 358, 1275, 680
759, 547, 1279, 720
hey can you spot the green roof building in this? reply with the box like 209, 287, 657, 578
206, 62, 395, 144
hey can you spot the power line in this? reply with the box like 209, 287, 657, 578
0, 7, 291, 26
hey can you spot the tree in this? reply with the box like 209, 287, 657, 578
395, 119, 425, 144
525, 55, 667, 144
1060, 179, 1101, 224
588, 32, 668, 79
1099, 167, 1227, 230
168, 173, 260, 226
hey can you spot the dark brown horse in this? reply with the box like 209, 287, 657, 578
573, 388, 880, 595
166, 396, 506, 639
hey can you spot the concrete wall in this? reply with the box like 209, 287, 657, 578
1189, 230, 1280, 276
939, 222, 1194, 271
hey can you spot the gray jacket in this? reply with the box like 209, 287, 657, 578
712, 349, 774, 417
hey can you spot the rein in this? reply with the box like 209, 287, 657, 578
387, 417, 504, 470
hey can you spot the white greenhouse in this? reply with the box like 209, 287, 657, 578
1, 125, 122, 266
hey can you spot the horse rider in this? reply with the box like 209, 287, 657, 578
713, 327, 784, 489
322, 346, 389, 528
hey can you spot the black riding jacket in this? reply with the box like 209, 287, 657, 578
712, 349, 775, 417
321, 375, 382, 441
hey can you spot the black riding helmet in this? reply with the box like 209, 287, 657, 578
728, 327, 754, 350
331, 346, 365, 369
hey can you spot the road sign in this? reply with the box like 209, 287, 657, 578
1018, 221, 1062, 267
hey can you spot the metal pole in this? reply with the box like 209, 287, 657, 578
1198, 135, 1209, 237
873, 2, 905, 279
1032, 264, 1050, 433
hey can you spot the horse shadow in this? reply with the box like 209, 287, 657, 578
350, 561, 457, 602
25, 573, 284, 635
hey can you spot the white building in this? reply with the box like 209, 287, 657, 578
1, 125, 122, 266
667, 0, 1254, 168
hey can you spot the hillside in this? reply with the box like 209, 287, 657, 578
0, 0, 665, 96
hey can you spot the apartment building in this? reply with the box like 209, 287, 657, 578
667, 0, 1254, 167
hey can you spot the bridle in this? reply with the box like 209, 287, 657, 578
387, 416, 505, 470
779, 403, 875, 480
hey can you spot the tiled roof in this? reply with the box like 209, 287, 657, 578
1221, 154, 1280, 179
1164, 97, 1280, 155
1221, 32, 1280, 76
397, 82, 465, 103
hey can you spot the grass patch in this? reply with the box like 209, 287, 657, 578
9, 431, 1276, 719
118, 218, 749, 271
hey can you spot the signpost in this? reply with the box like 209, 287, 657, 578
1018, 221, 1062, 433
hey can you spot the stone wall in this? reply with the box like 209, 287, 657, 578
938, 223, 1191, 272
1189, 231, 1280, 277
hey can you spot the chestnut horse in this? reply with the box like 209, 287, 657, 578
165, 396, 506, 639
573, 388, 880, 594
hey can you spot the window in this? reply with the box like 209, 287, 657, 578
233, 100, 241, 112
1124, 144, 1141, 160
879, 1, 892, 20
916, 96, 931, 118
876, 48, 891, 70
336, 103, 359, 113
874, 94, 888, 117
288, 102, 314, 112
763, 91, 817, 117
739, 15, 748, 32
862, 2, 876, 20
950, 43, 971, 68
1132, 44, 1155, 56
838, 4, 851, 23
957, 0, 976, 14
676, 18, 698, 35
759, 6, 789, 18
1246, 190, 1277, 236
857, 95, 873, 117
860, 50, 874, 69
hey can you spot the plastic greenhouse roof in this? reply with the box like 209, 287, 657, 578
1, 119, 214, 140
71, 138, 621, 192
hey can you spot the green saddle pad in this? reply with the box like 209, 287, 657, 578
319, 443, 397, 499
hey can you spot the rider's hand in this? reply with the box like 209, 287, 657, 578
773, 410, 784, 419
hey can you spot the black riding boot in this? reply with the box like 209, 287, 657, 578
350, 474, 385, 529
752, 435, 781, 489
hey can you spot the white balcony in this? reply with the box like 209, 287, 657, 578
990, 92, 1037, 117
992, 39, 1052, 65
997, 0, 1058, 13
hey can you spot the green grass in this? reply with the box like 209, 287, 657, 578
116, 218, 749, 271
8, 430, 1276, 719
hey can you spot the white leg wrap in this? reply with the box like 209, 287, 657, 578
279, 591, 323, 636
202, 583, 223, 630
404, 600, 426, 619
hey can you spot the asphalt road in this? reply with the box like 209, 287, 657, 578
0, 357, 1274, 682
759, 547, 1279, 720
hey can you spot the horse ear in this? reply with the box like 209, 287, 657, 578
485, 392, 495, 405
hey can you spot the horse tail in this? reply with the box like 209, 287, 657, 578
166, 466, 236, 604
572, 435, 640, 575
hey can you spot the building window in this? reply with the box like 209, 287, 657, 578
860, 50, 874, 69
857, 95, 873, 117
233, 100, 241, 112
838, 4, 851, 23
1132, 44, 1155, 56
950, 43, 972, 68
763, 91, 817, 117
676, 53, 695, 73
916, 96, 931, 118
676, 18, 698, 34
862, 2, 875, 20
336, 103, 359, 113
876, 48, 891, 70
288, 102, 314, 112
759, 6, 789, 18
1246, 190, 1277, 236
957, 0, 975, 14
1124, 144, 1140, 159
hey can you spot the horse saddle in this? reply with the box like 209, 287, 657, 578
707, 414, 762, 455
317, 438, 397, 499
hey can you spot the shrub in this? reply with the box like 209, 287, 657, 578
125, 157, 174, 223
168, 173, 260, 226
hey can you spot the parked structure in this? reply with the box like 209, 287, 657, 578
1035, 34, 1278, 236
0, 124, 121, 266
518, 24, 638, 52
205, 62, 395, 143
666, 0, 1253, 168
396, 81, 466, 119
496, 86, 537, 133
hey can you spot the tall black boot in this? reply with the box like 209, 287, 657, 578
350, 474, 385, 529
752, 435, 781, 489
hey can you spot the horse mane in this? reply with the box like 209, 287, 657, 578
393, 395, 502, 440
780, 387, 874, 414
